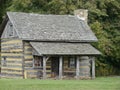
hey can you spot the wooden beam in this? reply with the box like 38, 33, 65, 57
76, 56, 80, 79
91, 57, 95, 79
59, 56, 63, 79
43, 56, 46, 79
45, 56, 50, 62
24, 71, 27, 79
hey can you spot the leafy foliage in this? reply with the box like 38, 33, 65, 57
0, 0, 120, 76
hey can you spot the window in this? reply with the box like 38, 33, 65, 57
3, 57, 7, 66
8, 23, 14, 37
33, 56, 43, 68
68, 57, 76, 68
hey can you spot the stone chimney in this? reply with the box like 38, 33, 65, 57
74, 9, 88, 22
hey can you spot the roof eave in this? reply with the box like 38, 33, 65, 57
23, 39, 98, 43
40, 53, 101, 56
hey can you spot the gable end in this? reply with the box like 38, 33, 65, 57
1, 20, 19, 39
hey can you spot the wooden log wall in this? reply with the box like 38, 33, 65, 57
63, 56, 76, 78
46, 59, 51, 78
23, 41, 42, 79
1, 39, 23, 79
79, 56, 91, 79
63, 56, 91, 79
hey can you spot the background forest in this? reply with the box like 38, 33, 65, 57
0, 0, 120, 76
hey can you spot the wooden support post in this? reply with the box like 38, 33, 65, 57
76, 56, 80, 79
24, 71, 27, 79
59, 56, 63, 79
91, 57, 95, 79
43, 56, 46, 79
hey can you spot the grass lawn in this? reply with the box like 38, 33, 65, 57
0, 77, 120, 90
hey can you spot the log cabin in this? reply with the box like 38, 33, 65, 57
0, 9, 101, 79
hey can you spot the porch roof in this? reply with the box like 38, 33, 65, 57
30, 42, 101, 55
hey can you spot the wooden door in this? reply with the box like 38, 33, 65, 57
51, 57, 59, 77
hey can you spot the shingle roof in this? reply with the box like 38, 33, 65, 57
7, 12, 98, 42
30, 42, 101, 55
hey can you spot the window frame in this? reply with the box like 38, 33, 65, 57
68, 56, 76, 68
8, 23, 14, 37
3, 57, 7, 66
33, 56, 43, 68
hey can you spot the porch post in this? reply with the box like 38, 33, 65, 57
91, 57, 95, 79
76, 56, 80, 79
59, 56, 63, 79
43, 56, 46, 79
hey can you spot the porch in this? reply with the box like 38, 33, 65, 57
33, 55, 95, 80
30, 42, 100, 79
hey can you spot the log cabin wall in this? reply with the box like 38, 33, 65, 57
79, 56, 91, 79
1, 39, 23, 78
63, 56, 91, 79
63, 56, 76, 78
23, 41, 42, 79
46, 59, 51, 78
0, 39, 92, 79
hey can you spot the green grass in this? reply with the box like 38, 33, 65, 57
0, 77, 120, 90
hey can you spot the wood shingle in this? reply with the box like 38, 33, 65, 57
7, 12, 97, 42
